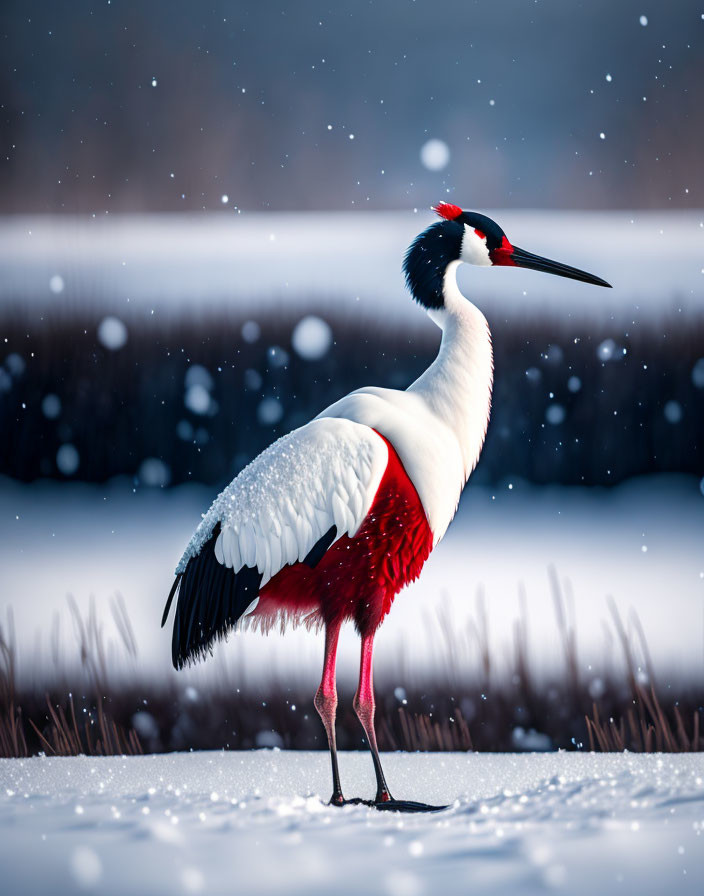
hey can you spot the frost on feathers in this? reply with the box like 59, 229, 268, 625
175, 418, 388, 586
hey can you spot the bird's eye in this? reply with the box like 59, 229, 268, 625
474, 229, 486, 240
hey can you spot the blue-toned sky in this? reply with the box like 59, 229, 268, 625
1, 0, 702, 211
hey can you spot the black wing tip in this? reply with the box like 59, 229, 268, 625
171, 626, 229, 670
168, 521, 337, 666
303, 525, 337, 568
170, 610, 243, 670
167, 528, 262, 671
161, 574, 182, 628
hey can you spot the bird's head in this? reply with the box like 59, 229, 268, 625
403, 202, 611, 310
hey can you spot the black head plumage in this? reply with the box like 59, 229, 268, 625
403, 207, 508, 310
403, 219, 464, 310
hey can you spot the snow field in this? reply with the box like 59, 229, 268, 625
2, 473, 702, 684
1, 750, 703, 896
1, 211, 702, 321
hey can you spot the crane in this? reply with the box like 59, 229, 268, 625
162, 202, 610, 811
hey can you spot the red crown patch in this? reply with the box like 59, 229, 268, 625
433, 202, 463, 221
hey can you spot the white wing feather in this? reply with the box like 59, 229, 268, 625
176, 418, 388, 587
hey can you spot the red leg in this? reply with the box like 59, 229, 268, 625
314, 619, 344, 805
353, 632, 393, 803
353, 632, 448, 813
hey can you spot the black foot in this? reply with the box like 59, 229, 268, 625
374, 799, 448, 813
328, 796, 375, 808
327, 795, 448, 813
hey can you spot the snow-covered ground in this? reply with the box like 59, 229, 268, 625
1, 211, 702, 322
1, 472, 702, 684
1, 750, 703, 895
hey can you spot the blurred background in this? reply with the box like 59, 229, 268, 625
2, 0, 704, 211
0, 1, 703, 755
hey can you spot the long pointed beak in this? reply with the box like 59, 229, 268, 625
510, 245, 611, 288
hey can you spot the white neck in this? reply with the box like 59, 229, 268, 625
408, 260, 494, 480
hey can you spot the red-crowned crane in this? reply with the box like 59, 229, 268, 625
162, 202, 610, 811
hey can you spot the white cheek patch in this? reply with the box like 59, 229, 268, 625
460, 223, 492, 267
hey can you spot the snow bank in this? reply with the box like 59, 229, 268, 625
1, 211, 702, 321
1, 473, 702, 684
1, 750, 702, 895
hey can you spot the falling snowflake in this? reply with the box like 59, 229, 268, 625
420, 139, 450, 172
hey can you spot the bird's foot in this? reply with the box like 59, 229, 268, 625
373, 788, 448, 813
327, 795, 373, 808
327, 794, 447, 813
373, 798, 448, 813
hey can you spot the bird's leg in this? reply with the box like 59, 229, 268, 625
354, 631, 448, 814
353, 632, 392, 803
314, 618, 344, 806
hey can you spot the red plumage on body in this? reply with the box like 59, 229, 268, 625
254, 435, 434, 636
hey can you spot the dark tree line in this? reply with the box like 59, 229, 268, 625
1, 306, 703, 488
